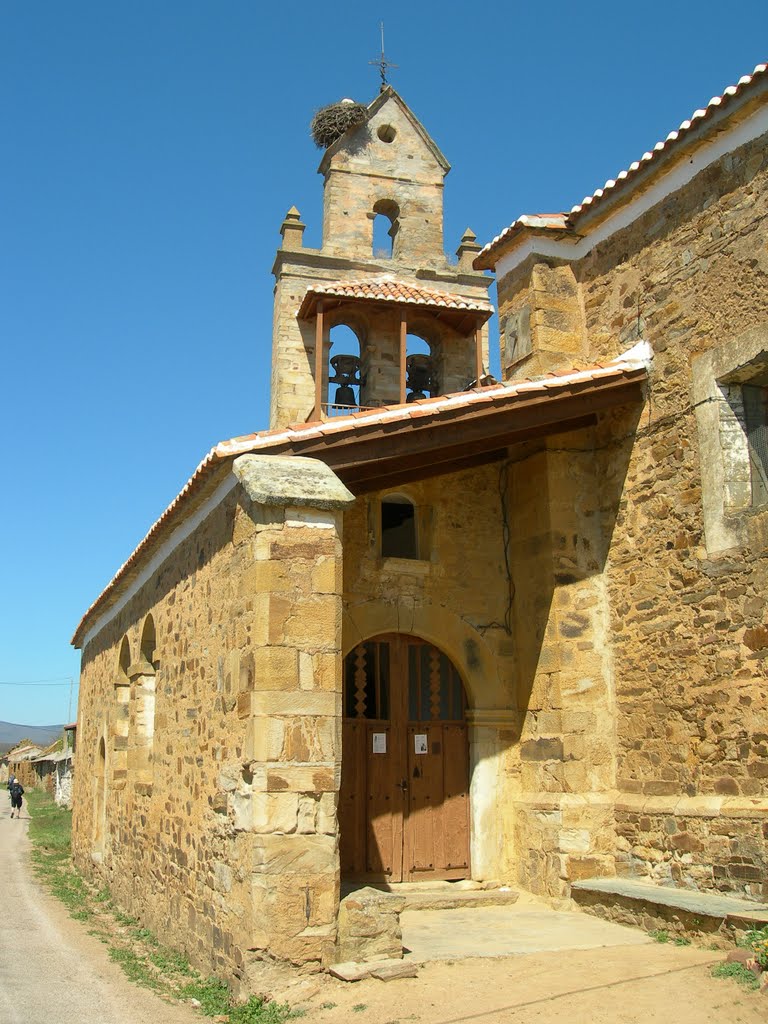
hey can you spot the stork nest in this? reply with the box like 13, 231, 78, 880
311, 101, 368, 148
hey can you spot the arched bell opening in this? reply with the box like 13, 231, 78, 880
339, 633, 470, 883
327, 323, 364, 413
405, 325, 441, 400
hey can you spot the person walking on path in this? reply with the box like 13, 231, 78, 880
9, 778, 24, 818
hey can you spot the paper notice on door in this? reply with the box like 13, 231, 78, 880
414, 733, 428, 755
372, 733, 387, 754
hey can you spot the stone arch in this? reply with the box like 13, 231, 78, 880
380, 491, 418, 559
93, 735, 107, 857
406, 318, 448, 398
113, 636, 131, 787
342, 598, 507, 709
327, 321, 365, 410
372, 198, 400, 259
128, 615, 157, 788
139, 614, 156, 665
341, 603, 516, 881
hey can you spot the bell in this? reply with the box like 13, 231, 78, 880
406, 390, 427, 403
329, 354, 361, 384
335, 384, 357, 406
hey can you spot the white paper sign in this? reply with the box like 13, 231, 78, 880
372, 733, 387, 754
414, 733, 428, 755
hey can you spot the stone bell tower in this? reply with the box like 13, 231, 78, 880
270, 87, 493, 430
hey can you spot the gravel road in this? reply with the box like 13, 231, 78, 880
0, 798, 199, 1024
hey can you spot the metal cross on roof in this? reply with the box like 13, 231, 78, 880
369, 22, 398, 90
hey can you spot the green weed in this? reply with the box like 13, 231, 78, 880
26, 791, 298, 1023
150, 947, 194, 977
649, 929, 670, 943
711, 962, 760, 990
108, 945, 160, 989
352, 1005, 367, 1013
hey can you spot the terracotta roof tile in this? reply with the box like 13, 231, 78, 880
302, 278, 493, 314
477, 61, 768, 268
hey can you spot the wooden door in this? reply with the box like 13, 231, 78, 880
340, 635, 470, 883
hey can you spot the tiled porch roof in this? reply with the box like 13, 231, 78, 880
72, 346, 650, 647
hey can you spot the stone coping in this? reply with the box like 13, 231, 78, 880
572, 877, 768, 919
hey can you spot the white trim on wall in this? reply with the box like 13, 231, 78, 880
495, 103, 768, 281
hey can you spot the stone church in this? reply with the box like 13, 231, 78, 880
72, 66, 767, 984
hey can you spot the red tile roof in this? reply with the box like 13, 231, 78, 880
476, 61, 768, 269
72, 348, 650, 647
299, 278, 493, 318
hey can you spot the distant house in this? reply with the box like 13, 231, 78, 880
8, 744, 43, 788
29, 725, 77, 807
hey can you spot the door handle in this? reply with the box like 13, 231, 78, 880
397, 779, 408, 792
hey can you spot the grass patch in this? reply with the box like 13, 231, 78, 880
711, 962, 760, 990
25, 790, 303, 1023
648, 929, 670, 943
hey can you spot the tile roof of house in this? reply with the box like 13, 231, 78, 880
71, 345, 650, 647
298, 279, 493, 317
476, 61, 768, 269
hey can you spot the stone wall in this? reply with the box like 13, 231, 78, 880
72, 458, 352, 984
494, 129, 768, 899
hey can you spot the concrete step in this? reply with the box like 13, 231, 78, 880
572, 876, 768, 940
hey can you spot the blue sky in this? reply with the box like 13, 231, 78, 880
1, 2, 766, 726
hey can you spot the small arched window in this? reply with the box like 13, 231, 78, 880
381, 494, 418, 559
118, 636, 131, 680
372, 199, 400, 259
140, 615, 156, 668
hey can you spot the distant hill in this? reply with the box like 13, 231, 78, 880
0, 721, 64, 754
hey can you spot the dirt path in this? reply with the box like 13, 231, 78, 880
0, 799, 199, 1024
306, 944, 762, 1023
1, 795, 762, 1024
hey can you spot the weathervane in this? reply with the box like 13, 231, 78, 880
369, 21, 398, 90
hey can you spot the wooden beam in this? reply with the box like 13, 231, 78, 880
343, 448, 509, 495
338, 414, 598, 487
474, 327, 483, 385
313, 300, 324, 421
399, 307, 407, 405
302, 382, 642, 470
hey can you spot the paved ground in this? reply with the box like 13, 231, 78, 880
401, 900, 653, 961
0, 798, 198, 1024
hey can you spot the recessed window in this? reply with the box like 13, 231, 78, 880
742, 374, 768, 505
377, 124, 396, 144
381, 496, 418, 559
692, 328, 768, 553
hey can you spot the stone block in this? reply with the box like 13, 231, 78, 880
252, 834, 337, 875
369, 960, 418, 981
250, 792, 300, 834
253, 646, 300, 691
312, 555, 342, 594
328, 962, 371, 982
245, 690, 340, 717
337, 887, 404, 963
264, 763, 339, 793
245, 717, 286, 762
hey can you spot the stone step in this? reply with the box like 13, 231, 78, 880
572, 877, 768, 940
344, 882, 521, 911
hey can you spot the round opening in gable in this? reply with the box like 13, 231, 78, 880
377, 124, 397, 144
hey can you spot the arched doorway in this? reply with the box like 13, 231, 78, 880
340, 634, 470, 882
